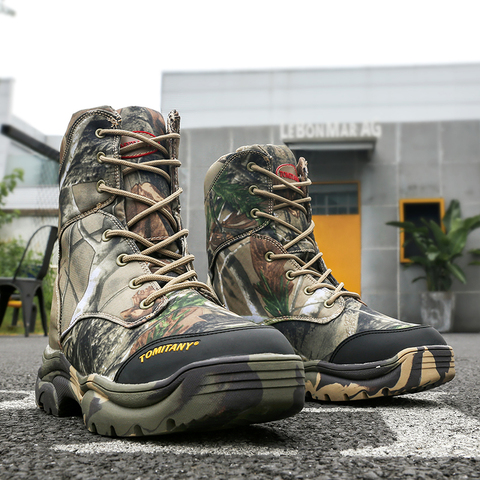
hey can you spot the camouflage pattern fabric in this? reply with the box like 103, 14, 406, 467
36, 110, 305, 436
204, 144, 455, 401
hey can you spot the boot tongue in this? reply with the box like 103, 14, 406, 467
116, 106, 179, 262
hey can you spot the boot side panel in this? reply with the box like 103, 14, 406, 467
59, 109, 121, 228
205, 150, 273, 270
58, 211, 163, 335
48, 275, 61, 350
211, 234, 345, 322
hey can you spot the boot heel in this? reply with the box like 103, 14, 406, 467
35, 373, 82, 417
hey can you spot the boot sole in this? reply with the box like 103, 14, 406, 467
35, 348, 305, 436
304, 345, 455, 402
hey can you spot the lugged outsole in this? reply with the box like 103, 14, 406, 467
35, 349, 305, 436
304, 345, 455, 402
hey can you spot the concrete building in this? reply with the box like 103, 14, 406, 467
2, 65, 479, 332
0, 79, 60, 241
162, 64, 480, 331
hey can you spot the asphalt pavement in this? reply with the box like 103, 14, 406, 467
1, 333, 479, 480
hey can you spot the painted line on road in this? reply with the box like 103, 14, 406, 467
0, 390, 35, 411
53, 441, 298, 457
3, 389, 479, 458
340, 405, 480, 458
303, 391, 480, 458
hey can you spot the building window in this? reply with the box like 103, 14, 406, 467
399, 198, 445, 263
5, 142, 57, 186
310, 182, 359, 215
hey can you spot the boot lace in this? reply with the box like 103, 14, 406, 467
248, 162, 361, 307
96, 128, 216, 309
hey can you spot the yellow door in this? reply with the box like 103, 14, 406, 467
310, 183, 361, 295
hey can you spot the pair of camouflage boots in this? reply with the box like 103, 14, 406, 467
35, 106, 455, 436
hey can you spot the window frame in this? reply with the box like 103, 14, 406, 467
399, 197, 445, 263
310, 181, 361, 216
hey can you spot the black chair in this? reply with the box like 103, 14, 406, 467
0, 225, 58, 336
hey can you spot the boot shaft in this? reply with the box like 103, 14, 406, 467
204, 144, 317, 275
52, 106, 209, 348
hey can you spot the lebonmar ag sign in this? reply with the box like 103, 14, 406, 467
281, 122, 382, 140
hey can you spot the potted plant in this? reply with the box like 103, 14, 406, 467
387, 199, 480, 332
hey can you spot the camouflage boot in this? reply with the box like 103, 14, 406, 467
35, 109, 305, 436
205, 144, 455, 402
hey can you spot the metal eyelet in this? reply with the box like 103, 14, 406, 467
250, 208, 259, 218
96, 179, 106, 193
324, 300, 335, 308
304, 287, 314, 296
139, 298, 154, 310
97, 151, 105, 163
265, 251, 274, 262
247, 162, 257, 172
95, 128, 105, 138
249, 185, 258, 195
101, 229, 111, 242
129, 278, 141, 289
116, 254, 128, 266
285, 270, 295, 281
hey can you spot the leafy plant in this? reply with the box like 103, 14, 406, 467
470, 248, 480, 266
0, 169, 24, 227
387, 199, 480, 291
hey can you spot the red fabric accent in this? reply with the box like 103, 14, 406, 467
121, 131, 158, 159
275, 163, 299, 182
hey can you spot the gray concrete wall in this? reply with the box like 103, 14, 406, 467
178, 119, 480, 332
163, 64, 480, 129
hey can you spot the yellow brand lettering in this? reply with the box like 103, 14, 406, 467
139, 341, 200, 363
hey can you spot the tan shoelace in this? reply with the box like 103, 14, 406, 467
96, 128, 215, 309
249, 162, 361, 307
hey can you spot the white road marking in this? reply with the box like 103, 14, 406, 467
2, 389, 479, 458
305, 391, 480, 458
0, 390, 35, 411
52, 441, 298, 457
340, 401, 480, 458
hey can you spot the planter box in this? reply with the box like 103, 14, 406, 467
420, 291, 455, 333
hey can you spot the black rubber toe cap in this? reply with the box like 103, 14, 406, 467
115, 325, 295, 384
329, 325, 447, 365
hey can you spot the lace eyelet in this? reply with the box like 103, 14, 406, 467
97, 151, 105, 163
96, 179, 106, 193
265, 251, 274, 262
101, 229, 111, 242
116, 254, 128, 266
285, 270, 295, 281
304, 286, 314, 296
324, 300, 335, 308
129, 278, 141, 289
247, 162, 257, 172
249, 185, 258, 195
95, 128, 105, 138
250, 208, 259, 218
139, 298, 154, 310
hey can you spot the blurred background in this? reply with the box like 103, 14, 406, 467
1, 0, 480, 333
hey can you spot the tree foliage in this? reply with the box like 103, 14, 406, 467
0, 169, 24, 227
